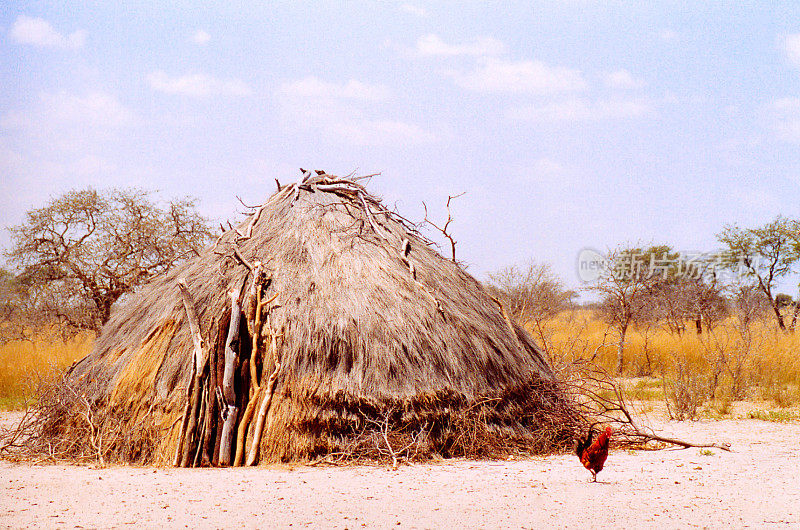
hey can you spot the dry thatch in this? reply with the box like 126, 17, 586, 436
37, 172, 583, 466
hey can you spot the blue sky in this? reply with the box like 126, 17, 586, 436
2, 2, 800, 295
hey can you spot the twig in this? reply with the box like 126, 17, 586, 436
566, 364, 732, 452
236, 202, 269, 242
381, 422, 399, 470
624, 426, 732, 451
236, 195, 259, 209
422, 192, 465, 262
211, 230, 226, 255
232, 247, 254, 271
358, 191, 390, 241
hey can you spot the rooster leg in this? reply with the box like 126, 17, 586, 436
591, 471, 597, 482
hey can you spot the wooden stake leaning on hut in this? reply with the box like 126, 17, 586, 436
218, 278, 248, 466
233, 263, 276, 466
245, 262, 266, 393
192, 384, 208, 467
174, 278, 210, 467
246, 323, 283, 467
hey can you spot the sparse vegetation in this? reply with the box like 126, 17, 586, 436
533, 309, 800, 419
746, 409, 800, 423
6, 306, 796, 422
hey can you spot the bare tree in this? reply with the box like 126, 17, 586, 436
728, 284, 769, 333
488, 261, 575, 321
700, 282, 769, 401
4, 188, 212, 335
487, 261, 576, 358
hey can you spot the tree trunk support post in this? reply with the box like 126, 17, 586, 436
218, 280, 247, 466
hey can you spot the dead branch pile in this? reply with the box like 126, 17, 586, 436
565, 362, 731, 452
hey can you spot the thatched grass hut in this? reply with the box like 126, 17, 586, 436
41, 172, 582, 466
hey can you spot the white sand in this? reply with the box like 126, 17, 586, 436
2, 416, 799, 529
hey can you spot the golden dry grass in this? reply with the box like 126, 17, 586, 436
532, 309, 800, 412
0, 333, 92, 410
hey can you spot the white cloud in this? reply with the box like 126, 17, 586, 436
191, 29, 211, 45
9, 15, 85, 49
277, 76, 437, 146
770, 97, 800, 142
400, 4, 427, 17
450, 57, 586, 94
509, 97, 654, 122
147, 71, 252, 97
785, 34, 800, 67
604, 69, 644, 90
2, 91, 134, 135
0, 92, 137, 161
50, 92, 132, 127
1, 91, 134, 157
281, 76, 390, 101
416, 34, 506, 57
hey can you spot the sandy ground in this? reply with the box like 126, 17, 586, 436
2, 414, 799, 529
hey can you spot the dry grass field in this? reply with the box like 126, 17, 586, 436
534, 310, 800, 420
0, 333, 92, 410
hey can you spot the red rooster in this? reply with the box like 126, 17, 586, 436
576, 425, 613, 482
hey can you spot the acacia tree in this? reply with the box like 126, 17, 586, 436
645, 253, 728, 335
681, 276, 728, 333
717, 216, 798, 331
4, 188, 212, 335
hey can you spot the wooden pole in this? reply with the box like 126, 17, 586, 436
192, 384, 208, 467
211, 311, 229, 466
172, 366, 195, 467
178, 278, 208, 372
200, 318, 221, 466
218, 281, 246, 466
245, 262, 264, 395
177, 278, 208, 467
245, 360, 281, 466
233, 386, 262, 466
